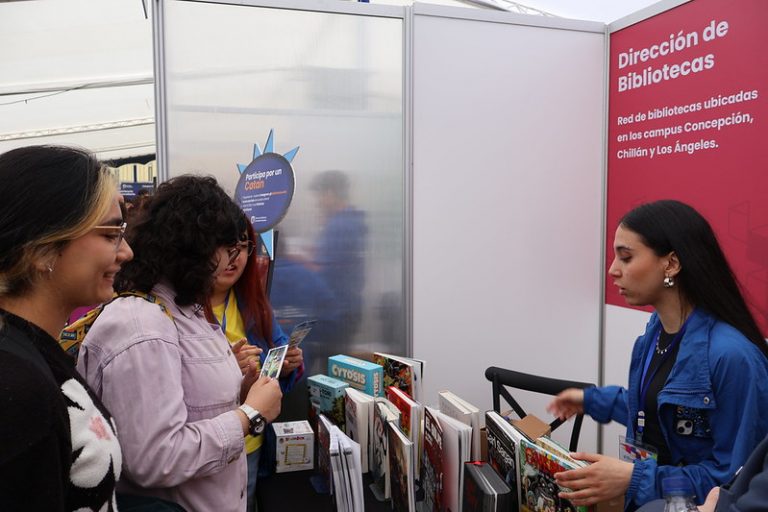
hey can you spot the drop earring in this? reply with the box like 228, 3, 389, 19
663, 275, 674, 288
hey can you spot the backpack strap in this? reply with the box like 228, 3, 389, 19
59, 291, 175, 361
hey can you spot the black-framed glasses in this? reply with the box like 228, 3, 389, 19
225, 240, 255, 265
93, 222, 127, 250
238, 240, 256, 257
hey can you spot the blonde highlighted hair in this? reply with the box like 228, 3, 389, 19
0, 145, 117, 298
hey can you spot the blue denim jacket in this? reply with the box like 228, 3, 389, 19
584, 308, 768, 509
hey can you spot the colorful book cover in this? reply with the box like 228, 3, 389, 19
385, 387, 414, 438
519, 438, 592, 512
386, 386, 423, 475
328, 354, 384, 397
388, 421, 416, 512
421, 407, 444, 512
373, 352, 418, 401
308, 374, 348, 431
486, 411, 522, 511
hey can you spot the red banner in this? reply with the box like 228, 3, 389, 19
607, 0, 768, 332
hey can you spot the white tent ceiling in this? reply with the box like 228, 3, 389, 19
0, 0, 661, 161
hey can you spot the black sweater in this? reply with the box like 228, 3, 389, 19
0, 310, 120, 511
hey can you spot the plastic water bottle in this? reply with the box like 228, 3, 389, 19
662, 476, 699, 512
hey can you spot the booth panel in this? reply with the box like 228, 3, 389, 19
412, 11, 605, 452
161, 1, 406, 392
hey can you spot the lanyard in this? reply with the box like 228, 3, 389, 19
219, 290, 233, 333
636, 315, 692, 442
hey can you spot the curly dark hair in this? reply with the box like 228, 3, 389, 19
115, 175, 246, 306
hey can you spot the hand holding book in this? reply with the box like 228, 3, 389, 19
553, 452, 633, 507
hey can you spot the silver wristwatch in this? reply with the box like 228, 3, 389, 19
238, 404, 266, 436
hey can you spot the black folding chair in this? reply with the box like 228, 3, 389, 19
484, 366, 595, 451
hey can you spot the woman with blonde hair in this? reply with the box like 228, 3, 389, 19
0, 145, 132, 510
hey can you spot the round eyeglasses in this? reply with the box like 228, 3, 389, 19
225, 240, 256, 265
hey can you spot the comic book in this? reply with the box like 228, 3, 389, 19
373, 352, 425, 403
485, 411, 526, 510
385, 386, 423, 475
370, 397, 401, 500
518, 438, 593, 512
421, 407, 444, 512
388, 421, 416, 512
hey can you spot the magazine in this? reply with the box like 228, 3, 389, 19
519, 438, 592, 512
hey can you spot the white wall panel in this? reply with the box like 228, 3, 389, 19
412, 6, 606, 452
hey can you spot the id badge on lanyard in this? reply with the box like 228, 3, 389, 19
619, 435, 658, 462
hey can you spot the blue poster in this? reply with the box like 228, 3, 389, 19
234, 152, 295, 232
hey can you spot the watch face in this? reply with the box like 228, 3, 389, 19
251, 416, 266, 436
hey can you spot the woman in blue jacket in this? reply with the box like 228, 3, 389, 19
548, 200, 768, 510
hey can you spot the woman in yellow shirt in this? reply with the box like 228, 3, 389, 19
209, 218, 304, 512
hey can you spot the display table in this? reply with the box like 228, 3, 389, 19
256, 470, 393, 511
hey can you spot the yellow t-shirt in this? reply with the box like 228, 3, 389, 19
212, 290, 263, 454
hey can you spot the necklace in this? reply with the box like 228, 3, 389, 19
655, 330, 673, 355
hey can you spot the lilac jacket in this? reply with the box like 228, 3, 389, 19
77, 283, 247, 512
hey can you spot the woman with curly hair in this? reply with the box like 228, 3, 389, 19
0, 145, 131, 511
77, 175, 282, 512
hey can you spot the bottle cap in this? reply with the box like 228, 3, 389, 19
661, 476, 694, 497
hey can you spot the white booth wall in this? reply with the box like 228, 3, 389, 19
410, 4, 606, 452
